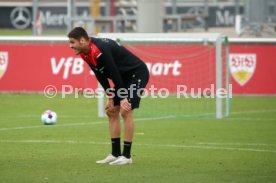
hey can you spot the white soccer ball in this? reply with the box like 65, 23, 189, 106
41, 110, 57, 125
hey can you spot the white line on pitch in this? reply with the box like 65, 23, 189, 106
197, 142, 276, 147
231, 109, 276, 115
0, 139, 275, 154
225, 118, 276, 121
2, 109, 276, 119
139, 143, 276, 153
0, 139, 110, 145
0, 121, 106, 131
0, 116, 175, 132
17, 114, 95, 119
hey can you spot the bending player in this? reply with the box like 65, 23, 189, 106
67, 27, 149, 165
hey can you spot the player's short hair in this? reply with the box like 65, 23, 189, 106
67, 27, 89, 41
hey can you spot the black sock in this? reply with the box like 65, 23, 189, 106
122, 141, 132, 158
111, 138, 121, 157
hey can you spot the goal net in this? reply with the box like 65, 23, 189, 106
97, 33, 230, 119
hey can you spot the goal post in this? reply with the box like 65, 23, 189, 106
97, 33, 231, 119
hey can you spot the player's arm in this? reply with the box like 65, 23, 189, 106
94, 73, 110, 91
90, 67, 114, 96
97, 49, 126, 92
91, 69, 115, 110
95, 73, 117, 105
88, 65, 109, 89
98, 55, 131, 110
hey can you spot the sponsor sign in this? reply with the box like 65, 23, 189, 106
0, 44, 275, 94
10, 7, 32, 29
0, 4, 247, 29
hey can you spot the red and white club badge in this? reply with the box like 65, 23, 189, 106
229, 54, 256, 86
0, 52, 8, 79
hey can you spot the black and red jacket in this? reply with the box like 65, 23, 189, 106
80, 37, 147, 92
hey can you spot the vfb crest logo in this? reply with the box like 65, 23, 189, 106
229, 54, 256, 86
0, 52, 8, 79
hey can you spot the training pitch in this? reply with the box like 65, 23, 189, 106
0, 94, 275, 183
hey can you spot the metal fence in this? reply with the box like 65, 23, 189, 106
239, 0, 276, 36
2, 0, 276, 36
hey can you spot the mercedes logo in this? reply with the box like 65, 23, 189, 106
10, 7, 32, 29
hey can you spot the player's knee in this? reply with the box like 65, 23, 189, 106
120, 110, 132, 119
106, 109, 115, 118
106, 107, 119, 118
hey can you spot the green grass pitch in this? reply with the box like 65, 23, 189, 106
0, 94, 276, 183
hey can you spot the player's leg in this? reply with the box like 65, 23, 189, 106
105, 98, 121, 139
107, 105, 121, 157
121, 109, 134, 142
96, 99, 121, 164
121, 109, 134, 159
110, 67, 149, 165
109, 109, 134, 165
108, 107, 120, 138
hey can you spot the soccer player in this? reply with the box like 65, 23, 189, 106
67, 27, 149, 165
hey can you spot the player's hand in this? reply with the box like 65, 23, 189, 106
120, 98, 132, 112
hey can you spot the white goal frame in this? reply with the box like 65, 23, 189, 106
97, 33, 230, 119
